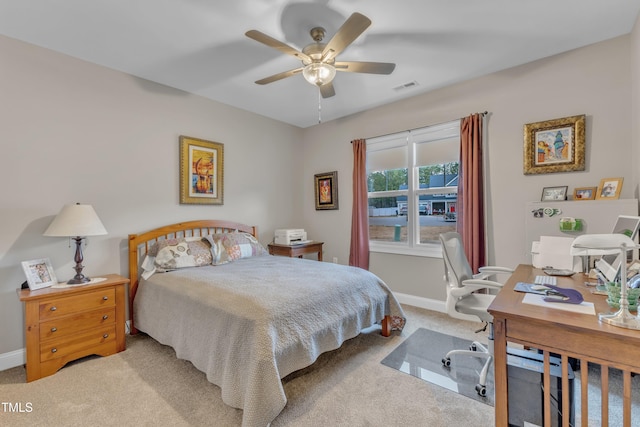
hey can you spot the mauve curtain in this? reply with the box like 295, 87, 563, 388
349, 139, 369, 269
457, 114, 485, 272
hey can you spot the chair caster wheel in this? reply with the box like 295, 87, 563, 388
470, 343, 477, 351
442, 357, 451, 368
475, 384, 487, 397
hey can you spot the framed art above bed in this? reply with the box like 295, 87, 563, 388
179, 135, 224, 205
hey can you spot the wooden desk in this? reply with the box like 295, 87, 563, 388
488, 264, 640, 427
268, 241, 324, 261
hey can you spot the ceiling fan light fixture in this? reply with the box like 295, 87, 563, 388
302, 62, 336, 86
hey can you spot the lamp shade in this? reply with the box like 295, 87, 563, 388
43, 203, 107, 237
570, 233, 638, 256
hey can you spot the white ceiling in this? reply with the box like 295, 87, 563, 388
1, 1, 639, 128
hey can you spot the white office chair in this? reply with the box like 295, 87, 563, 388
439, 231, 513, 396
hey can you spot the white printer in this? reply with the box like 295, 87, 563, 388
274, 229, 308, 245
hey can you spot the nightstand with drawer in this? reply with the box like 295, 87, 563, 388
268, 241, 324, 261
17, 274, 129, 382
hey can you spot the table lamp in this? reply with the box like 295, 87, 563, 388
43, 203, 107, 284
571, 234, 640, 330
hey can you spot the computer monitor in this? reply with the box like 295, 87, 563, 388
601, 215, 640, 265
611, 215, 640, 240
595, 253, 622, 284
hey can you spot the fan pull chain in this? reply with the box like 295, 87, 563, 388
318, 90, 322, 124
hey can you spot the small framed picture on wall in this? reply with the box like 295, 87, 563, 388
314, 171, 339, 210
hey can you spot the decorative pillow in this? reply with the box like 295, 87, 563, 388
141, 236, 212, 278
203, 232, 268, 265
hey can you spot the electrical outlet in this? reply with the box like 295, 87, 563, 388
332, 257, 338, 264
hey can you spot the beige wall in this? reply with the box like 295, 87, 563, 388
1, 25, 638, 361
301, 35, 634, 305
632, 13, 640, 198
0, 35, 304, 355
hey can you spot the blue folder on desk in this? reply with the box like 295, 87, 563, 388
514, 282, 546, 295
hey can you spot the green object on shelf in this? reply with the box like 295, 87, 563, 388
559, 217, 583, 231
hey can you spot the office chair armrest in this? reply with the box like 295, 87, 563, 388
457, 279, 504, 293
478, 266, 514, 275
475, 266, 514, 281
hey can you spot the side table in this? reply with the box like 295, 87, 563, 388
268, 241, 324, 261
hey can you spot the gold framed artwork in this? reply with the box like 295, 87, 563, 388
523, 114, 585, 175
573, 187, 597, 200
179, 135, 224, 205
21, 258, 58, 290
314, 171, 339, 210
596, 177, 623, 200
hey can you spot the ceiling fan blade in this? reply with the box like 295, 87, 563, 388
319, 82, 336, 98
255, 68, 303, 85
245, 30, 311, 62
322, 12, 371, 61
335, 61, 396, 74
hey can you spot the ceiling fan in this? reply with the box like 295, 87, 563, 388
245, 12, 395, 98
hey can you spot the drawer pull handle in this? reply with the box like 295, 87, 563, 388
51, 348, 57, 353
50, 306, 57, 311
102, 296, 109, 301
103, 334, 109, 339
102, 315, 109, 320
50, 327, 57, 333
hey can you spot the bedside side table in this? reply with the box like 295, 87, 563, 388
17, 274, 129, 382
268, 241, 324, 261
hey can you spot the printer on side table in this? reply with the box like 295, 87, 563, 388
269, 229, 323, 261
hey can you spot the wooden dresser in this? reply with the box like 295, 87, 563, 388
17, 274, 129, 382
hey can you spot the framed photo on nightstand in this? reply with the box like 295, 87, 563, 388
21, 258, 58, 290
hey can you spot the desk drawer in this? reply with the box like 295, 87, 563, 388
40, 307, 116, 340
40, 325, 116, 362
39, 288, 116, 320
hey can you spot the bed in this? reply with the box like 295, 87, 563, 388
128, 220, 405, 427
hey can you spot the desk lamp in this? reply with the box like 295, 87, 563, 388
571, 234, 640, 330
43, 203, 107, 284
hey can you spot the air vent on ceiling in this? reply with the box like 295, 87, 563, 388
393, 81, 419, 91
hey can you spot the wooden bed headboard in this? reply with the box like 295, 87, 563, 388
127, 219, 258, 333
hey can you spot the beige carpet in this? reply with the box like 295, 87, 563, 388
0, 305, 495, 426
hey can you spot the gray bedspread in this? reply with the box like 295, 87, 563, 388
133, 255, 405, 427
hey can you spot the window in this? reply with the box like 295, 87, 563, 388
367, 120, 460, 256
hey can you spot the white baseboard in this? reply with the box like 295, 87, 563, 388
393, 292, 479, 323
394, 292, 446, 313
0, 348, 25, 371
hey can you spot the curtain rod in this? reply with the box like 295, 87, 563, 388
354, 111, 489, 142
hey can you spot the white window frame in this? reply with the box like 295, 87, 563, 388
368, 120, 460, 257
